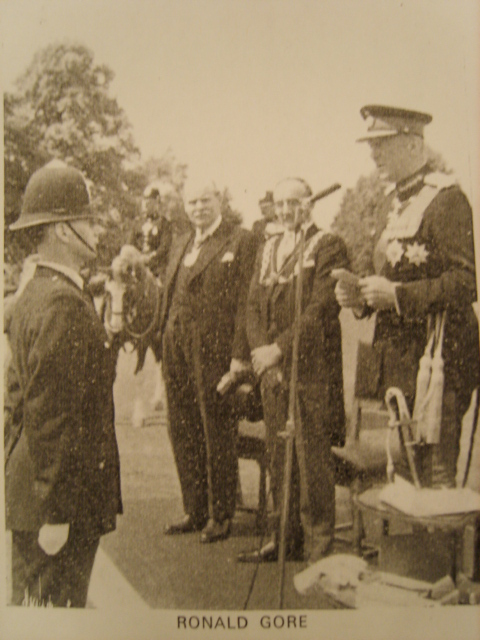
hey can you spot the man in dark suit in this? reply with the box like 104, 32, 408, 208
336, 105, 479, 487
238, 177, 349, 563
160, 182, 257, 543
5, 160, 122, 607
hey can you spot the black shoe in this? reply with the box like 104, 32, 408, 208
164, 515, 205, 535
199, 518, 231, 543
237, 540, 304, 563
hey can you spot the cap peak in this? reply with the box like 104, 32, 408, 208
357, 105, 432, 142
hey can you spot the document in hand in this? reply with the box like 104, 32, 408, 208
330, 268, 360, 288
379, 475, 480, 517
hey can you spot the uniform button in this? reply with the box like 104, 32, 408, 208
99, 461, 105, 470
104, 342, 110, 349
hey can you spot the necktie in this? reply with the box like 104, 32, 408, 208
183, 233, 209, 267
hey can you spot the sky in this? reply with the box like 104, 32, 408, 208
1, 0, 479, 229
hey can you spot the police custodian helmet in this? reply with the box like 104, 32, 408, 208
10, 159, 94, 231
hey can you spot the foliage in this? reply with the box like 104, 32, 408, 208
219, 187, 243, 226
4, 42, 255, 291
4, 43, 141, 272
331, 172, 392, 276
5, 43, 141, 217
142, 149, 188, 192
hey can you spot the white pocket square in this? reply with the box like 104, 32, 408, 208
221, 251, 235, 263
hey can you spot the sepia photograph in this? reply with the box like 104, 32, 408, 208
1, 1, 480, 638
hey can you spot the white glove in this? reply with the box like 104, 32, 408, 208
38, 523, 70, 555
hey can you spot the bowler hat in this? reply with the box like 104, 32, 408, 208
357, 105, 432, 142
10, 160, 93, 230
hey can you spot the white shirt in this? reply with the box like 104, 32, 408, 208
183, 215, 222, 267
276, 221, 315, 271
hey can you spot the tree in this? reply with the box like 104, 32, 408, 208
331, 148, 451, 276
142, 149, 188, 192
331, 171, 393, 276
218, 187, 243, 226
4, 43, 141, 272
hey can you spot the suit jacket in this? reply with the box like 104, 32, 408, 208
160, 221, 257, 385
159, 219, 258, 387
5, 266, 122, 536
372, 173, 479, 401
247, 224, 349, 445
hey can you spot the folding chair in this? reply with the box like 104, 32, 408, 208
332, 341, 393, 554
237, 419, 268, 530
230, 380, 268, 530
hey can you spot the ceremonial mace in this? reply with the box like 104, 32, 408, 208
277, 182, 341, 609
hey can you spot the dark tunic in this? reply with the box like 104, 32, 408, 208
371, 169, 479, 484
5, 265, 122, 605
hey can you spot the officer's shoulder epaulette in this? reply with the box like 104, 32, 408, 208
424, 172, 458, 191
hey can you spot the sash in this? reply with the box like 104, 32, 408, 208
383, 173, 457, 241
260, 230, 326, 286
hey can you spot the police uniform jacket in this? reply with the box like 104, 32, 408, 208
371, 169, 479, 402
5, 266, 122, 537
247, 224, 349, 446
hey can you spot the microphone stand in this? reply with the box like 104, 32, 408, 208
276, 183, 341, 609
276, 217, 305, 609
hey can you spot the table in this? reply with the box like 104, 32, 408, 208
354, 486, 480, 582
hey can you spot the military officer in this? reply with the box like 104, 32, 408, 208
5, 160, 122, 607
336, 105, 479, 487
238, 177, 349, 563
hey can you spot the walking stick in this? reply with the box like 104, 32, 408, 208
276, 183, 341, 609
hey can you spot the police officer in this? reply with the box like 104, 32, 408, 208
5, 160, 122, 607
336, 105, 479, 487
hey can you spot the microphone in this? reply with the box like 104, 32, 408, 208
293, 183, 342, 230
309, 183, 341, 205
